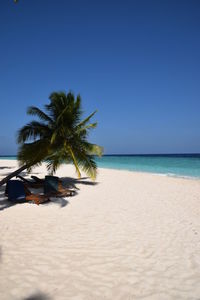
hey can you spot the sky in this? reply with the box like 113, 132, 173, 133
0, 0, 200, 155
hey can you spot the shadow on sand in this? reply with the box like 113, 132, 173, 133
0, 185, 70, 211
0, 174, 98, 212
23, 292, 51, 300
0, 166, 13, 170
0, 185, 16, 211
0, 170, 28, 177
60, 176, 98, 190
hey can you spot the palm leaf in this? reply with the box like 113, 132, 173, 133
77, 110, 97, 128
27, 106, 53, 123
17, 121, 50, 143
83, 142, 103, 156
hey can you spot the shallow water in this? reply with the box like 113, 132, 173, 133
95, 154, 200, 178
1, 154, 200, 178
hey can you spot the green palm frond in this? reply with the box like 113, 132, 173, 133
17, 121, 50, 143
17, 139, 50, 169
27, 106, 53, 123
77, 110, 97, 128
75, 95, 81, 111
46, 157, 61, 174
82, 142, 104, 156
73, 150, 97, 180
76, 123, 97, 137
17, 90, 103, 180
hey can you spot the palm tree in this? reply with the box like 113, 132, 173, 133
0, 91, 103, 186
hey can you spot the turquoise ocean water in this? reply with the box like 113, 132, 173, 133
96, 154, 200, 179
1, 154, 200, 179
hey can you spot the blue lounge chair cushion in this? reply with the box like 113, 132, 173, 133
6, 180, 26, 203
44, 176, 59, 194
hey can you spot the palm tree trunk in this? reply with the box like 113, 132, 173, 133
0, 164, 28, 187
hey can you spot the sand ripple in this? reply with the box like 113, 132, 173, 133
0, 161, 200, 299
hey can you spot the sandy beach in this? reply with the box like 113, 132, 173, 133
0, 159, 200, 300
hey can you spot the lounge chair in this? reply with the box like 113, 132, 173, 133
16, 175, 75, 197
6, 180, 50, 205
44, 176, 75, 197
31, 175, 44, 183
16, 175, 44, 188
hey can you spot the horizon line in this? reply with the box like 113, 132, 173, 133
1, 153, 200, 157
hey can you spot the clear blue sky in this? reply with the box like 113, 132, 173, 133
0, 0, 200, 155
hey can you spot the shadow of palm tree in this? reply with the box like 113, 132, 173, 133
0, 166, 13, 170
16, 174, 97, 189
60, 176, 98, 190
0, 199, 16, 211
13, 173, 97, 192
0, 185, 16, 211
23, 291, 51, 300
43, 197, 69, 208
0, 170, 28, 177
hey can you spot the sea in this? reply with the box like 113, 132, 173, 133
1, 154, 200, 179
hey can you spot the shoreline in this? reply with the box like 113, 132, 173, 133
0, 158, 200, 182
97, 165, 200, 181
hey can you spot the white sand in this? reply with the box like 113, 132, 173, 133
0, 160, 200, 300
